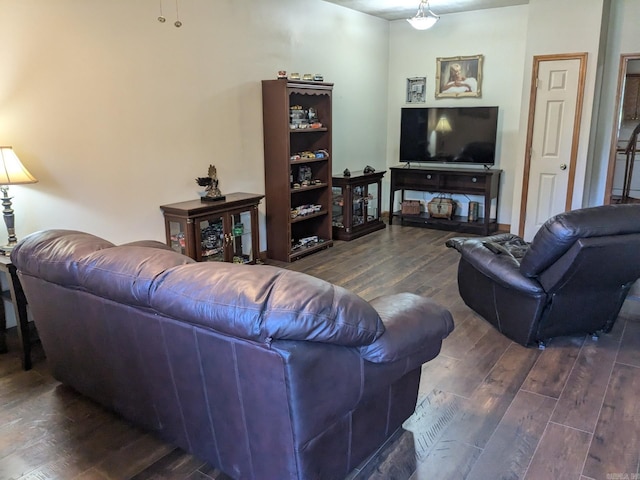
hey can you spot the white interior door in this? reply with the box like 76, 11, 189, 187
523, 57, 584, 241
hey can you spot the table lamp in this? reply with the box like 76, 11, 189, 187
0, 147, 38, 252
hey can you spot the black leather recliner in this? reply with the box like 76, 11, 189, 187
446, 204, 640, 347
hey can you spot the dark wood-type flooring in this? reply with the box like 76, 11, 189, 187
1, 224, 639, 479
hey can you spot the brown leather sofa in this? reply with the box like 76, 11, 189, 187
11, 229, 454, 480
446, 204, 640, 347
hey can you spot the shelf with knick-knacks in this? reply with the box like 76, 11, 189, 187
332, 170, 386, 241
160, 192, 264, 264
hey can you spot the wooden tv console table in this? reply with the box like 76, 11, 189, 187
389, 165, 502, 235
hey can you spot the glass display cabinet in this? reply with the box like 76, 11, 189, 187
160, 192, 264, 263
332, 170, 385, 241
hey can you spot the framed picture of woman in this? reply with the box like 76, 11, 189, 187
435, 55, 483, 98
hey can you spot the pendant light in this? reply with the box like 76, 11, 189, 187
407, 0, 440, 30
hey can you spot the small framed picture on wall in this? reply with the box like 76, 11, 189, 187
406, 77, 426, 103
436, 55, 483, 98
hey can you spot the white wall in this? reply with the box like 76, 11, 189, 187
510, 0, 607, 232
2, 0, 637, 249
386, 6, 529, 224
0, 0, 389, 248
588, 0, 640, 205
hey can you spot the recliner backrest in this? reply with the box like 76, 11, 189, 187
535, 234, 640, 293
519, 204, 640, 278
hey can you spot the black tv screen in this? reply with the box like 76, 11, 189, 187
399, 106, 498, 165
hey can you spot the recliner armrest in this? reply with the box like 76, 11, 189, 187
446, 233, 522, 253
358, 293, 454, 368
453, 239, 544, 295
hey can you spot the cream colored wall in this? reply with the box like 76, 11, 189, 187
589, 0, 640, 205
386, 6, 529, 223
0, 0, 389, 247
510, 0, 607, 232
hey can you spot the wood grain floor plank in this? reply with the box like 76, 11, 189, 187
523, 422, 591, 480
617, 318, 640, 367
583, 363, 640, 480
550, 332, 620, 433
439, 343, 540, 449
402, 389, 464, 462
435, 327, 513, 398
465, 390, 556, 480
1, 225, 638, 480
439, 312, 491, 360
72, 468, 111, 479
130, 448, 212, 480
350, 430, 417, 480
91, 434, 176, 479
520, 335, 583, 398
417, 355, 459, 399
409, 439, 482, 480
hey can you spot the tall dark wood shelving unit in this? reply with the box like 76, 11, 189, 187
262, 79, 334, 262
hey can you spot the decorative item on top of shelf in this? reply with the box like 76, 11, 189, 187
313, 74, 324, 81
343, 168, 351, 177
427, 194, 457, 219
290, 72, 301, 80
200, 222, 224, 258
196, 164, 225, 202
297, 165, 312, 184
436, 55, 483, 98
363, 165, 376, 174
401, 200, 421, 215
291, 204, 322, 219
291, 235, 324, 252
233, 222, 244, 236
277, 70, 287, 79
290, 105, 308, 129
303, 74, 313, 81
468, 201, 479, 222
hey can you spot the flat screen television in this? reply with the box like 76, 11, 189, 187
399, 106, 499, 166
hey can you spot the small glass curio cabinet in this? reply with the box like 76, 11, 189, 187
332, 170, 385, 241
160, 192, 264, 263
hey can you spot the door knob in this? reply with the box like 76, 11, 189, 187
560, 163, 567, 170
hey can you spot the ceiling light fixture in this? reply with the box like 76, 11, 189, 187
407, 0, 440, 30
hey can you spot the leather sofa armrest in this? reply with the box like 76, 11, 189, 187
358, 293, 454, 366
455, 240, 544, 295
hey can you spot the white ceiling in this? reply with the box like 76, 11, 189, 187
322, 0, 529, 21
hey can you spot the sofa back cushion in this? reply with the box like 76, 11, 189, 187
10, 229, 115, 286
520, 204, 640, 277
150, 262, 384, 346
12, 230, 384, 347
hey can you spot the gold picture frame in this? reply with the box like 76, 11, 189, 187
435, 55, 483, 98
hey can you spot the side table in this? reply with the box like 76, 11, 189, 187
0, 256, 32, 370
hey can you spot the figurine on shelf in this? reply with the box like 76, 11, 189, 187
343, 168, 351, 177
196, 164, 226, 202
363, 165, 376, 174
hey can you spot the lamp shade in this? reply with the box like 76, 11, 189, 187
435, 116, 452, 133
0, 147, 38, 185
